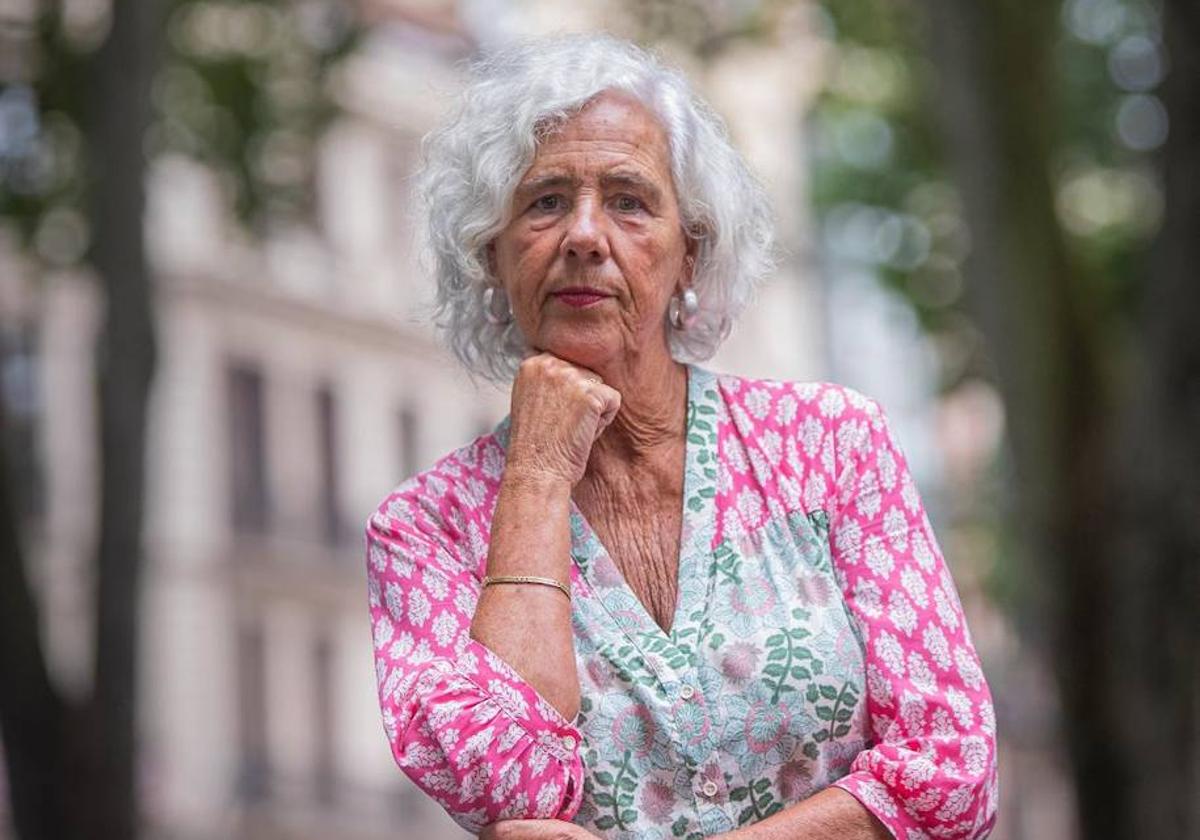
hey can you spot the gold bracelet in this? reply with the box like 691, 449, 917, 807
482, 574, 571, 600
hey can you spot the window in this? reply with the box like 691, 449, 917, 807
315, 384, 342, 546
235, 617, 269, 803
312, 628, 336, 805
397, 404, 418, 481
227, 363, 269, 534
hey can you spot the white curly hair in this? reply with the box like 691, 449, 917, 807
418, 33, 776, 383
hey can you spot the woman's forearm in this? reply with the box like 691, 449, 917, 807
716, 787, 892, 840
469, 470, 581, 721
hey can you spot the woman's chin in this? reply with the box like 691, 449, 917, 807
533, 335, 618, 371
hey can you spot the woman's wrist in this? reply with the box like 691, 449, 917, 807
500, 463, 575, 500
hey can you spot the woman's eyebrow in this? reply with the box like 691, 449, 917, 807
601, 171, 663, 203
514, 174, 577, 201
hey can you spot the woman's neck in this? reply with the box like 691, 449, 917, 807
587, 350, 688, 468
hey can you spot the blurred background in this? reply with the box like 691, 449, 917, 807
0, 0, 1195, 838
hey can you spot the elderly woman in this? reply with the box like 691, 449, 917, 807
365, 34, 997, 840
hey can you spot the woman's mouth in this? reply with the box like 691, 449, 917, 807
550, 287, 610, 308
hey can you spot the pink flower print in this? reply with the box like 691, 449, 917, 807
591, 694, 671, 768
798, 569, 834, 608
716, 573, 780, 636
776, 759, 813, 801
721, 681, 803, 776
720, 642, 761, 684
594, 558, 626, 589
585, 658, 616, 691
639, 779, 676, 825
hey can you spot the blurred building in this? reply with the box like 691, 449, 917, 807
2, 2, 835, 839
141, 13, 494, 840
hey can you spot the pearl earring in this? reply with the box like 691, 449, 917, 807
669, 287, 700, 331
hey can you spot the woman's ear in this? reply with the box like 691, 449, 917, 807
485, 241, 498, 279
680, 252, 696, 289
682, 230, 699, 285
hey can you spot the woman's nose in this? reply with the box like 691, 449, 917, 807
561, 198, 610, 263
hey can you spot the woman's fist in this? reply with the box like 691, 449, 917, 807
504, 353, 621, 488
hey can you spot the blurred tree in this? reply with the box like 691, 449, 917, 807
0, 1, 357, 837
920, 1, 1198, 837
0, 2, 159, 837
809, 0, 1198, 835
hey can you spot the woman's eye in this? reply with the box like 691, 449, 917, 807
533, 195, 562, 212
615, 195, 643, 213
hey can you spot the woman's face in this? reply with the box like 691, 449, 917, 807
488, 91, 694, 372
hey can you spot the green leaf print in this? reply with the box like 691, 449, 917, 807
576, 695, 593, 728
711, 542, 743, 585
761, 624, 815, 704
807, 509, 829, 536
814, 680, 860, 743
594, 749, 640, 832
672, 816, 690, 837
731, 776, 782, 826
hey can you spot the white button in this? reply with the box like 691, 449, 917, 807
701, 780, 719, 798
679, 684, 695, 700
562, 735, 577, 751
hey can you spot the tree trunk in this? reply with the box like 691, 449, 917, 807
1111, 1, 1200, 836
918, 0, 1117, 833
0, 1, 158, 837
0, 438, 76, 839
84, 0, 160, 836
920, 0, 1200, 837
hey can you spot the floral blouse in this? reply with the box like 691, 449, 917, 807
365, 365, 998, 839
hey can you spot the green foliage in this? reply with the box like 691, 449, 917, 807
0, 0, 362, 269
155, 0, 360, 226
0, 7, 93, 256
811, 0, 1164, 386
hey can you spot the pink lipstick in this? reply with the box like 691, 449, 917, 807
551, 287, 610, 308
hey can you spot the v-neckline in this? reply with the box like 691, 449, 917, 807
491, 363, 722, 667
567, 363, 720, 648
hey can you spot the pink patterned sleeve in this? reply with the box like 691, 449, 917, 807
827, 394, 998, 839
365, 486, 584, 834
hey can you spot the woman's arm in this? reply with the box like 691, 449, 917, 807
480, 787, 891, 840
823, 389, 998, 839
367, 498, 586, 833
716, 787, 891, 840
364, 354, 620, 833
469, 353, 621, 722
469, 470, 580, 720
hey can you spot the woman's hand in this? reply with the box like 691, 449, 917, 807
479, 818, 597, 840
504, 352, 621, 488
